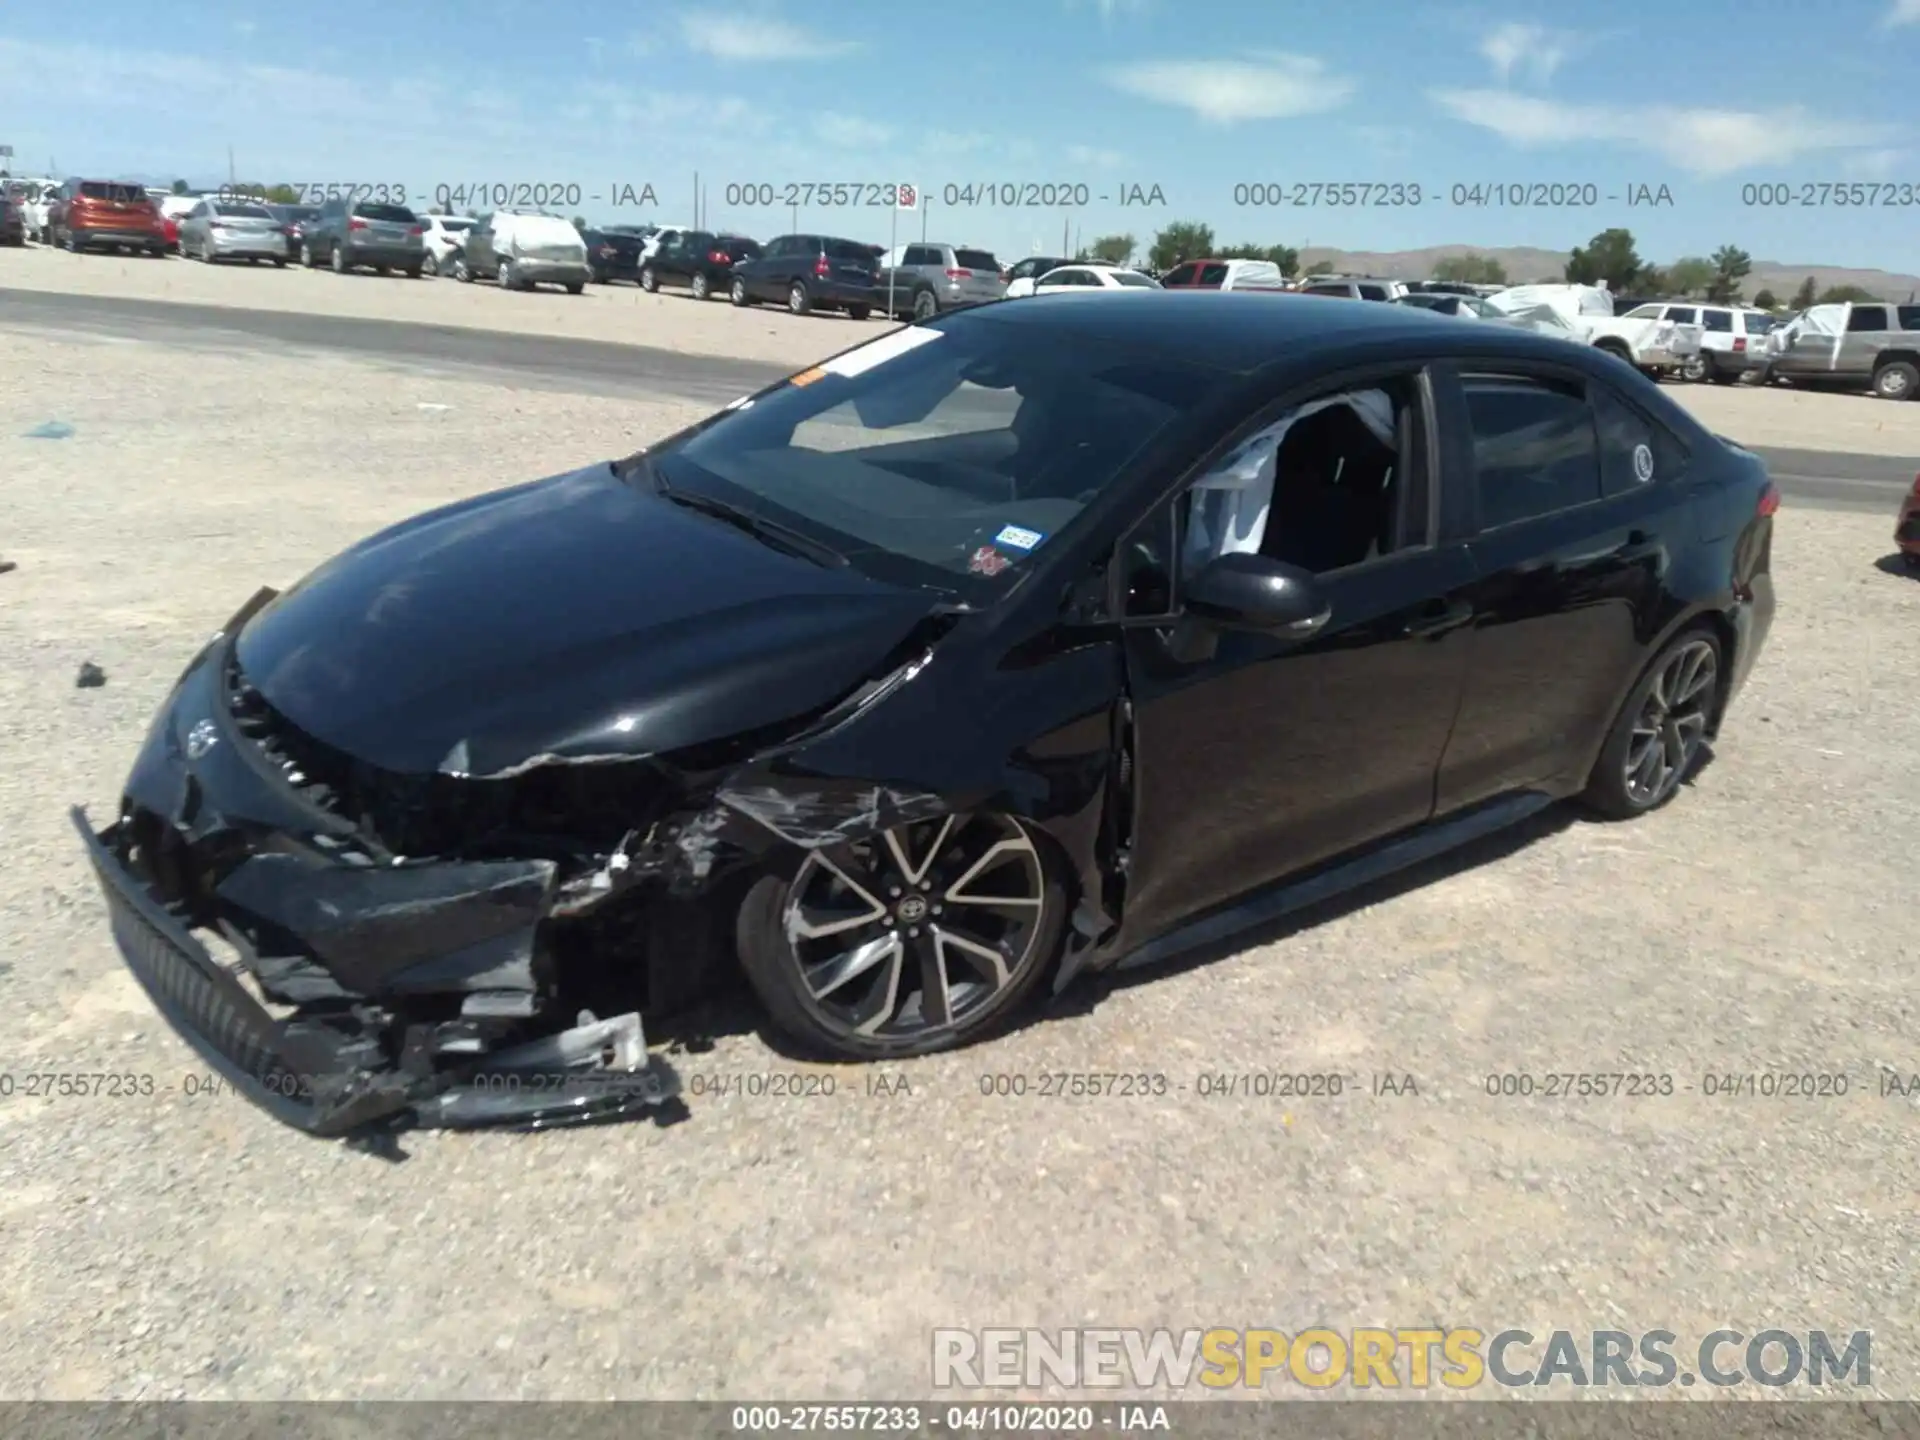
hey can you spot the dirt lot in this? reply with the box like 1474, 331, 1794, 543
6, 243, 1919, 461
2, 328, 1919, 1403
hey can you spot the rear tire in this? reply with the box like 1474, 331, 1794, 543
497, 258, 517, 290
640, 265, 659, 292
452, 255, 472, 282
731, 276, 754, 306
331, 244, 348, 274
565, 280, 584, 295
273, 257, 287, 268
912, 289, 938, 320
305, 242, 320, 269
788, 281, 811, 315
1872, 361, 1918, 401
1581, 628, 1723, 820
849, 304, 872, 321
405, 265, 422, 279
422, 251, 438, 276
691, 271, 711, 300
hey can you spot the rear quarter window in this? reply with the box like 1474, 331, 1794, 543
1701, 310, 1733, 332
1898, 306, 1920, 331
1592, 385, 1689, 498
825, 239, 874, 261
955, 249, 998, 271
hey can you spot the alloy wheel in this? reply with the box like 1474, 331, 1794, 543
913, 290, 937, 320
731, 277, 748, 305
781, 814, 1047, 1042
691, 271, 709, 300
1622, 639, 1717, 807
1680, 355, 1707, 382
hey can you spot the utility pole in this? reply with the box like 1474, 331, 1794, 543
228, 145, 235, 187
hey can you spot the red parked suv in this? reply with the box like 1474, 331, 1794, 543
48, 179, 169, 256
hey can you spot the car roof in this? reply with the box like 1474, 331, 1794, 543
958, 289, 1591, 372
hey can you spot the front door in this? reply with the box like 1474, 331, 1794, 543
1116, 366, 1477, 943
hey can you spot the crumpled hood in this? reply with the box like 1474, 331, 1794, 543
234, 464, 939, 776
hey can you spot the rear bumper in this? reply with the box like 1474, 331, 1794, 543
208, 231, 288, 258
73, 226, 167, 247
343, 243, 427, 267
71, 609, 681, 1138
508, 258, 590, 284
817, 281, 879, 308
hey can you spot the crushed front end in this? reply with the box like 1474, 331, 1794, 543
72, 591, 695, 1138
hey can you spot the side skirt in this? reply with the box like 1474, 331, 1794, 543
1111, 790, 1557, 974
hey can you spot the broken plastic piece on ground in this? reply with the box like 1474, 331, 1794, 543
416, 403, 451, 412
24, 421, 75, 439
76, 662, 106, 688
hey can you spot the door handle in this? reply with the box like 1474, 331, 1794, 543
1403, 598, 1474, 637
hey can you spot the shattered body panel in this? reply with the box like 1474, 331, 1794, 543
73, 465, 1133, 1136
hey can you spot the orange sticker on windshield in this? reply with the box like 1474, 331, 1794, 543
789, 367, 827, 387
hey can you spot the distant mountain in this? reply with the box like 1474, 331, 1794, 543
1297, 244, 1920, 303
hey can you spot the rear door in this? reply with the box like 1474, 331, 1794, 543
1431, 362, 1694, 810
467, 215, 497, 273
1841, 304, 1893, 376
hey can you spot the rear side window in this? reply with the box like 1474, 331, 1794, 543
1358, 284, 1388, 301
1197, 263, 1228, 286
1848, 305, 1890, 332
955, 249, 998, 271
1462, 375, 1602, 528
729, 239, 762, 258
1665, 307, 1698, 325
825, 239, 872, 261
1160, 263, 1197, 286
355, 203, 417, 224
1592, 386, 1688, 498
1305, 284, 1349, 297
1899, 306, 1920, 330
1741, 311, 1774, 334
901, 245, 938, 265
1701, 309, 1733, 332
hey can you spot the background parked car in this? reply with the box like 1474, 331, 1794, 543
1158, 258, 1292, 291
450, 210, 589, 292
582, 226, 648, 284
1762, 300, 1920, 400
1298, 275, 1410, 301
729, 233, 880, 318
641, 231, 762, 300
48, 179, 169, 256
1002, 255, 1074, 297
876, 242, 1006, 319
1649, 305, 1775, 384
1028, 263, 1161, 293
1394, 292, 1504, 318
178, 198, 290, 265
304, 197, 427, 277
265, 203, 323, 263
417, 214, 475, 276
14, 178, 60, 243
0, 196, 23, 246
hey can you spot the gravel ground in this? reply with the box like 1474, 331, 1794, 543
6, 243, 1918, 460
2, 330, 1918, 1404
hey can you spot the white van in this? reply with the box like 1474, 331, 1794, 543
461, 210, 590, 292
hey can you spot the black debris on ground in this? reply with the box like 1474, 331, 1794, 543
75, 662, 106, 689
0, 560, 15, 575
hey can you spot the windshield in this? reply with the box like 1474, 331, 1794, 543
655, 318, 1226, 598
80, 182, 146, 203
1112, 271, 1159, 288
215, 203, 273, 218
355, 202, 417, 223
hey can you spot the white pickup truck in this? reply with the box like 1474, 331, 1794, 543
1485, 283, 1704, 376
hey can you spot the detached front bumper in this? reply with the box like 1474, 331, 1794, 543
71, 607, 680, 1138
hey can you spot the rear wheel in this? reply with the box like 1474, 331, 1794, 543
331, 245, 348, 274
730, 276, 753, 306
690, 270, 711, 300
565, 280, 584, 295
912, 289, 938, 320
737, 813, 1066, 1059
272, 257, 287, 268
640, 265, 659, 292
497, 258, 517, 290
788, 281, 811, 315
452, 255, 471, 282
422, 251, 438, 276
405, 265, 422, 279
305, 242, 320, 269
1582, 629, 1723, 819
849, 304, 872, 321
1872, 361, 1918, 401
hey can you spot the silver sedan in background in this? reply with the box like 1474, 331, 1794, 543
177, 198, 290, 266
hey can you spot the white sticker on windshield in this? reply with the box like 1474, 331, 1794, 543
994, 524, 1046, 551
818, 326, 945, 379
1633, 443, 1654, 483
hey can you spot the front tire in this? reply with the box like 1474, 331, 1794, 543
736, 813, 1066, 1059
849, 304, 872, 321
731, 276, 753, 306
1582, 629, 1723, 819
422, 250, 438, 276
497, 258, 516, 290
331, 244, 348, 274
452, 255, 472, 282
639, 265, 659, 292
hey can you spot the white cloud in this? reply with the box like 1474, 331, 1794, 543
1103, 53, 1354, 125
814, 112, 892, 148
1884, 0, 1920, 25
1842, 147, 1906, 178
676, 15, 859, 61
1067, 0, 1149, 19
234, 20, 258, 36
1428, 89, 1894, 177
1478, 23, 1572, 85
1066, 144, 1123, 168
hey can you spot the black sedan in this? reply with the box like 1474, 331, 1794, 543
73, 295, 1776, 1136
640, 230, 762, 300
583, 227, 647, 284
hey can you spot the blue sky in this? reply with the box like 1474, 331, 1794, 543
2, 0, 1917, 270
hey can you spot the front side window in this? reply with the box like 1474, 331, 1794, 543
1196, 263, 1229, 286
1160, 263, 1198, 286
1701, 309, 1733, 332
1461, 374, 1602, 528
659, 318, 1227, 600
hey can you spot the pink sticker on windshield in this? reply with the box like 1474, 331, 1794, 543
969, 546, 1010, 576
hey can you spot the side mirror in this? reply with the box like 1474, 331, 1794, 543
1185, 553, 1331, 636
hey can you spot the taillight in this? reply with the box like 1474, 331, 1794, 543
1757, 481, 1781, 518
709, 249, 730, 264
408, 225, 424, 236
1910, 473, 1920, 498
945, 267, 971, 279
348, 217, 368, 231
1733, 336, 1746, 352
814, 254, 831, 278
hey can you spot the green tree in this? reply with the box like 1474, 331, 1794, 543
1637, 265, 1669, 296
1565, 228, 1643, 290
1751, 288, 1779, 310
1705, 245, 1752, 304
170, 178, 190, 195
1304, 256, 1335, 276
572, 215, 587, 230
1089, 233, 1135, 265
1149, 221, 1214, 272
1433, 252, 1507, 285
1790, 275, 1818, 309
262, 184, 300, 204
1818, 284, 1880, 304
1263, 243, 1299, 276
1664, 256, 1714, 297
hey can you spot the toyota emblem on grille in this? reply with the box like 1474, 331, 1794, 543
185, 718, 219, 760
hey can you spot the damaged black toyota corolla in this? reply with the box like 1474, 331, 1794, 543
75, 294, 1776, 1136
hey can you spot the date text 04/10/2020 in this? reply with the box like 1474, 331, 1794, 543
216, 182, 659, 210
